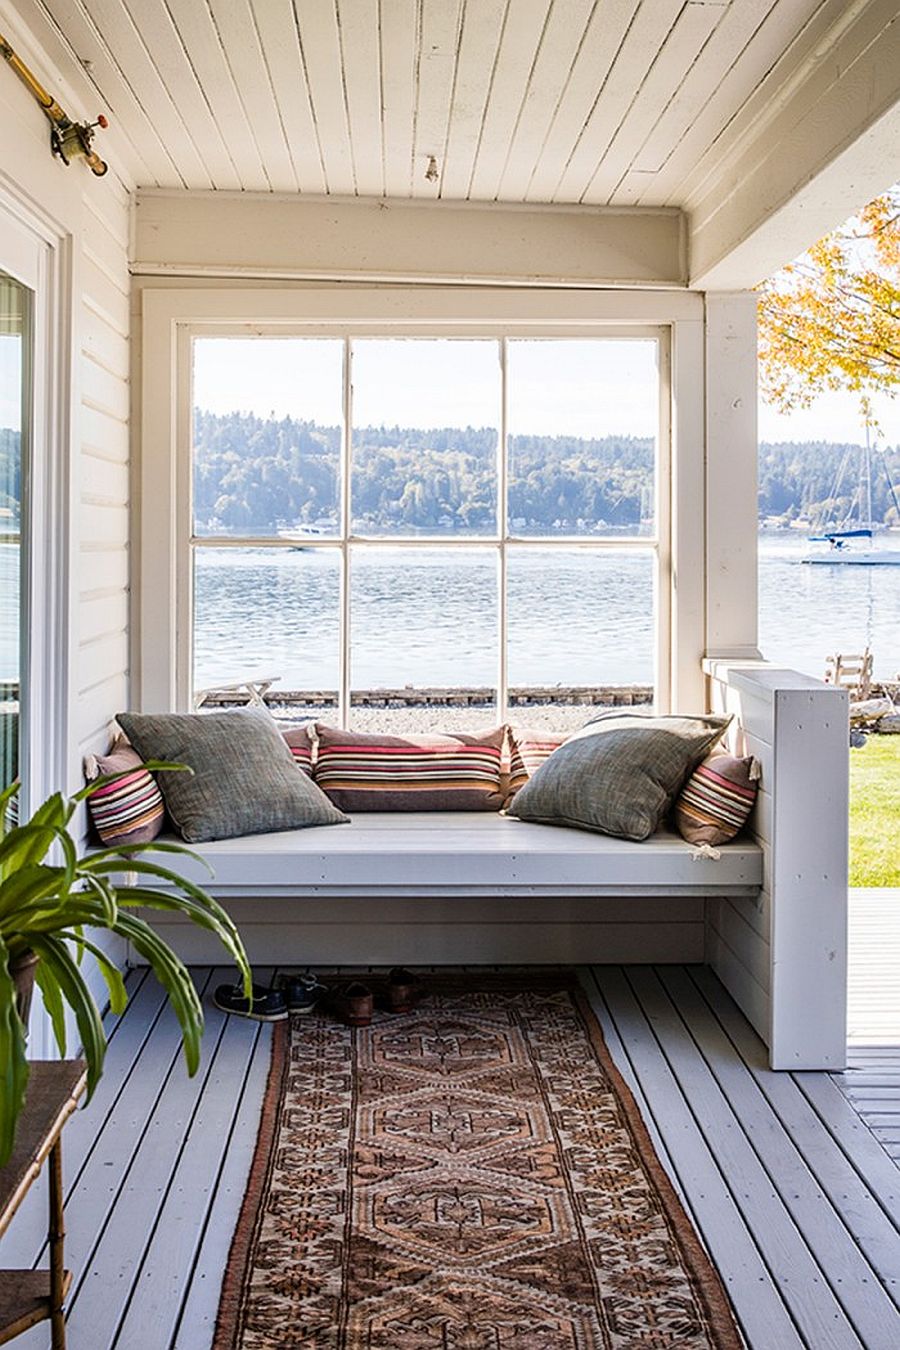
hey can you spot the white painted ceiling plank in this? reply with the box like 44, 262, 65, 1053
37, 0, 179, 185
78, 0, 213, 189
467, 0, 550, 201
108, 0, 239, 190
205, 0, 297, 192
625, 0, 777, 181
293, 0, 354, 195
642, 0, 821, 206
380, 0, 418, 197
163, 0, 271, 191
550, 0, 685, 204
337, 0, 384, 197
496, 0, 596, 202
523, 0, 639, 204
612, 168, 656, 206
413, 0, 465, 199
438, 0, 508, 201
248, 0, 327, 195
667, 0, 846, 208
584, 1, 725, 206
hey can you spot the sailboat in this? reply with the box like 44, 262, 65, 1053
802, 426, 900, 565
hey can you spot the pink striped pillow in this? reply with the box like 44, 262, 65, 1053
281, 725, 315, 777
313, 724, 506, 812
506, 728, 569, 800
85, 744, 165, 846
674, 753, 759, 846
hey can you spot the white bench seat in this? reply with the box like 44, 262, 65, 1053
158, 812, 762, 897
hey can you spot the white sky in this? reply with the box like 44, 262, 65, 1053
192, 335, 895, 446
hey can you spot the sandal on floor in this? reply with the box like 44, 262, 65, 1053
213, 982, 288, 1022
385, 968, 425, 1014
331, 981, 374, 1027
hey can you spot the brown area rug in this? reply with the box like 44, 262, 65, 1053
214, 973, 741, 1349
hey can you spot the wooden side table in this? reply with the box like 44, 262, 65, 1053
0, 1061, 86, 1348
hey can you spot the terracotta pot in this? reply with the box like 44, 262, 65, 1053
10, 949, 39, 1035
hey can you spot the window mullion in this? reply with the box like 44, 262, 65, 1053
498, 339, 509, 723
340, 338, 352, 727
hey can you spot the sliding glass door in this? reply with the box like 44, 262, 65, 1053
0, 271, 30, 806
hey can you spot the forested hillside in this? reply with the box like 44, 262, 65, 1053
192, 410, 900, 534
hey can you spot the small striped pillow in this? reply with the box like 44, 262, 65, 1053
85, 744, 166, 846
507, 728, 569, 799
313, 724, 506, 812
674, 753, 759, 846
281, 724, 315, 777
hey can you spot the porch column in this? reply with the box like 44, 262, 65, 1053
704, 292, 762, 662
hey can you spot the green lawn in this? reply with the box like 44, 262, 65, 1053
849, 734, 900, 886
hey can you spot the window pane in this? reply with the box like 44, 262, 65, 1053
350, 547, 497, 731
507, 339, 658, 537
192, 338, 343, 539
507, 548, 654, 731
350, 339, 499, 536
193, 548, 340, 719
0, 273, 27, 796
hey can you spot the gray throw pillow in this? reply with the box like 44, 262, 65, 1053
507, 711, 731, 841
116, 708, 348, 842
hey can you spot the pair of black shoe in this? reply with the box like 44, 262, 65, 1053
213, 973, 326, 1022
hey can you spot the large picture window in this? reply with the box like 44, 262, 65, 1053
0, 272, 29, 800
189, 333, 665, 731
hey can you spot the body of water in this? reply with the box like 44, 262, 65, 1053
2, 536, 898, 695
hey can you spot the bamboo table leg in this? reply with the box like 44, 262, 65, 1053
48, 1140, 65, 1349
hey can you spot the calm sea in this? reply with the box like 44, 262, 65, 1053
1, 536, 898, 691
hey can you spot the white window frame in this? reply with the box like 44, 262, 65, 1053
0, 186, 73, 812
139, 288, 706, 716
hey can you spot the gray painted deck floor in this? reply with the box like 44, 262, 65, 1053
2, 891, 900, 1348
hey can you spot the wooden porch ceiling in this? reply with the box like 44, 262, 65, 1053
0, 0, 871, 201
5, 0, 900, 287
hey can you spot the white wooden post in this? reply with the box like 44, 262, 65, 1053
706, 662, 848, 1070
704, 292, 761, 662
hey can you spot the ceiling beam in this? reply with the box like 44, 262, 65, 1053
132, 189, 686, 289
688, 0, 900, 290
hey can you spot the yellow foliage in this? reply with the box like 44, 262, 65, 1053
757, 187, 900, 415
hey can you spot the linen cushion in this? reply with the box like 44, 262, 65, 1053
674, 753, 759, 846
84, 743, 165, 846
507, 711, 731, 841
116, 708, 347, 843
507, 728, 569, 798
281, 724, 315, 777
313, 724, 506, 812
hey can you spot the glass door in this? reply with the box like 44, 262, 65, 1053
0, 271, 30, 811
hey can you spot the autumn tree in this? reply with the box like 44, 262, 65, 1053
757, 187, 900, 415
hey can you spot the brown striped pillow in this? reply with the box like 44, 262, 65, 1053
85, 744, 166, 846
281, 724, 315, 777
674, 753, 759, 846
313, 724, 506, 812
507, 728, 569, 799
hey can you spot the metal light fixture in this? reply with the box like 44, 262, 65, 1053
1, 30, 109, 176
425, 156, 439, 183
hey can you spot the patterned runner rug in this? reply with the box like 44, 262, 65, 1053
214, 973, 741, 1349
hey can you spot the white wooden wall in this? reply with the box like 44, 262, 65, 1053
0, 5, 134, 1018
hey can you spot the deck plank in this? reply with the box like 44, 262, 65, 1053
624, 966, 865, 1349
593, 965, 804, 1349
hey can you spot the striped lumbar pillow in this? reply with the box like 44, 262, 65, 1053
281, 724, 315, 777
674, 753, 759, 846
85, 743, 166, 846
313, 724, 506, 812
507, 728, 569, 799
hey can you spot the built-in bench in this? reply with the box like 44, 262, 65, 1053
130, 662, 849, 1071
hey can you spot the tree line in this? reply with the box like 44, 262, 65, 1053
191, 410, 900, 533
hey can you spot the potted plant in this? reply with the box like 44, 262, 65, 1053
0, 771, 252, 1165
